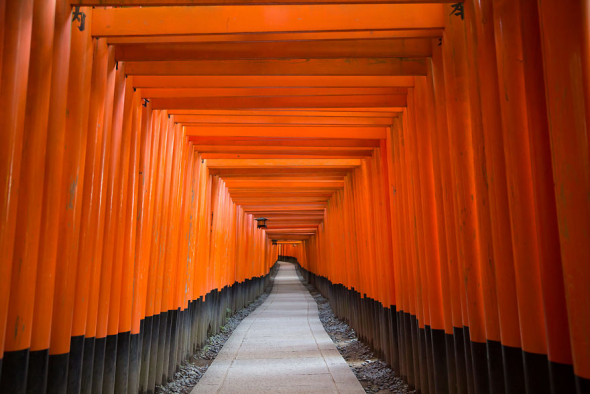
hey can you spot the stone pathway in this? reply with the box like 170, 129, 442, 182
191, 262, 365, 393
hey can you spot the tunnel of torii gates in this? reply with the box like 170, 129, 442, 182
0, 0, 589, 393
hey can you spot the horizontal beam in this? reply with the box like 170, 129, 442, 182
114, 39, 431, 61
78, 0, 460, 5
265, 229, 318, 232
224, 177, 347, 182
232, 189, 338, 194
143, 87, 406, 98
125, 58, 427, 76
242, 204, 327, 210
211, 172, 351, 179
264, 227, 319, 230
232, 198, 330, 203
229, 189, 336, 194
208, 158, 360, 168
210, 168, 352, 176
199, 149, 372, 158
133, 76, 414, 88
108, 29, 443, 45
173, 109, 402, 118
178, 115, 394, 126
155, 95, 406, 109
246, 209, 324, 213
190, 137, 381, 147
187, 126, 387, 139
224, 180, 345, 188
194, 145, 373, 153
265, 229, 318, 231
92, 5, 444, 36
275, 107, 402, 112
202, 153, 370, 159
269, 236, 313, 239
251, 214, 325, 218
266, 225, 321, 229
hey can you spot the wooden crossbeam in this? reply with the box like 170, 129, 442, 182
155, 95, 406, 110
174, 109, 402, 118
187, 126, 386, 139
114, 39, 431, 61
108, 30, 443, 45
135, 76, 414, 89
189, 138, 381, 147
178, 115, 394, 126
224, 180, 345, 188
143, 87, 407, 98
124, 58, 427, 76
77, 0, 460, 5
92, 5, 444, 36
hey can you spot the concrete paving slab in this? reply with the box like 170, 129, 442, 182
235, 349, 323, 360
191, 262, 365, 394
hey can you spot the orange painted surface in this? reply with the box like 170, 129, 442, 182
108, 30, 442, 45
4, 0, 56, 353
30, 0, 73, 353
0, 0, 34, 358
115, 40, 432, 61
49, 7, 94, 355
92, 5, 444, 36
1, 1, 590, 392
143, 87, 406, 98
70, 37, 109, 340
96, 62, 128, 340
537, 0, 590, 380
492, 0, 547, 356
186, 126, 386, 139
133, 76, 415, 89
77, 0, 455, 5
125, 59, 427, 77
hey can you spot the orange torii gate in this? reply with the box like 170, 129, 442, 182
0, 1, 589, 394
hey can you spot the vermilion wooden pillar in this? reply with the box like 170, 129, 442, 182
405, 96, 432, 394
536, 1, 590, 392
0, 0, 33, 388
92, 62, 127, 394
47, 7, 94, 393
465, 1, 524, 393
28, 0, 72, 392
519, 1, 575, 392
81, 44, 117, 394
114, 88, 143, 394
389, 121, 410, 385
461, 4, 504, 393
102, 72, 134, 394
139, 108, 163, 393
398, 113, 420, 390
414, 74, 448, 394
492, 2, 550, 393
441, 4, 488, 393
161, 122, 184, 382
145, 111, 168, 394
2, 0, 55, 392
152, 112, 174, 388
67, 37, 108, 394
0, 1, 6, 74
428, 46, 466, 393
132, 102, 155, 394
382, 134, 403, 375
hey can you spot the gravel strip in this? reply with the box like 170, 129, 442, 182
156, 281, 275, 394
300, 278, 414, 394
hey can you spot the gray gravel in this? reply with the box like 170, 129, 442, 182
155, 281, 274, 394
300, 278, 414, 394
